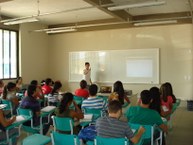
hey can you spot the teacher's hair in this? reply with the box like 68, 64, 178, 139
85, 62, 90, 65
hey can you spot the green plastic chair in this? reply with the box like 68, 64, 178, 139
83, 108, 102, 121
129, 123, 163, 145
51, 131, 80, 145
0, 127, 19, 145
52, 116, 74, 134
22, 133, 51, 145
2, 99, 13, 117
1, 113, 32, 145
74, 95, 84, 105
17, 108, 44, 134
176, 99, 181, 107
95, 136, 129, 145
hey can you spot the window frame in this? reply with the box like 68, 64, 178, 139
0, 28, 19, 80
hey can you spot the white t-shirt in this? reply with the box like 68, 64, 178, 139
83, 68, 91, 85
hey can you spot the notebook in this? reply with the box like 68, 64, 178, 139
41, 106, 56, 112
14, 115, 25, 123
80, 114, 93, 122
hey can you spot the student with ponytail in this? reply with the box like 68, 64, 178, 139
55, 92, 84, 134
2, 82, 19, 114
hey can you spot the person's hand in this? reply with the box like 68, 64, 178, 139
11, 116, 16, 122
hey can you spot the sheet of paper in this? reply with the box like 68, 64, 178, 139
41, 106, 56, 112
162, 106, 169, 112
80, 114, 93, 122
14, 115, 25, 123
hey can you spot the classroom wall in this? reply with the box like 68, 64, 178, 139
47, 24, 193, 100
19, 23, 49, 84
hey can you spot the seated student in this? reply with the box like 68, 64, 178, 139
16, 77, 23, 92
149, 87, 162, 115
25, 80, 44, 99
2, 82, 19, 115
20, 84, 50, 135
75, 80, 89, 99
160, 83, 173, 117
41, 78, 53, 95
0, 109, 18, 145
55, 92, 83, 134
137, 87, 162, 115
126, 90, 168, 145
113, 81, 130, 105
96, 100, 145, 144
47, 81, 62, 106
165, 82, 176, 103
81, 84, 105, 110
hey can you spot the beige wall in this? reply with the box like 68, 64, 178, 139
47, 24, 193, 100
19, 23, 49, 84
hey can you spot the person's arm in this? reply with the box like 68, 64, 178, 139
73, 100, 82, 113
0, 110, 16, 127
130, 126, 145, 144
159, 123, 168, 133
89, 78, 92, 84
124, 95, 130, 104
70, 110, 84, 119
11, 97, 19, 106
83, 69, 90, 75
160, 106, 172, 117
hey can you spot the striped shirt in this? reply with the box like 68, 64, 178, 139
96, 116, 134, 139
81, 97, 104, 109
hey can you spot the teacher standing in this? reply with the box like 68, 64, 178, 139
83, 62, 92, 87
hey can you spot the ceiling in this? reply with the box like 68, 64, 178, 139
0, 0, 192, 32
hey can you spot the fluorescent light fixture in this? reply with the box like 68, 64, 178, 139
3, 17, 38, 25
46, 28, 77, 34
134, 20, 177, 26
108, 1, 166, 11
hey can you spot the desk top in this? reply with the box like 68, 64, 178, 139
6, 115, 31, 129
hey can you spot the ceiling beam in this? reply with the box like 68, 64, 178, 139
0, 0, 13, 3
132, 12, 191, 22
49, 18, 121, 28
83, 0, 132, 22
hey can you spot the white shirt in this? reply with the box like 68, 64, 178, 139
83, 68, 91, 85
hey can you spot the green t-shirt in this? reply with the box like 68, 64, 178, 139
125, 106, 163, 126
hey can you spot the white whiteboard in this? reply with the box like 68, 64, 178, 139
69, 48, 159, 84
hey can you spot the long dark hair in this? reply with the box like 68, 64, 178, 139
160, 83, 170, 102
30, 80, 38, 86
45, 78, 52, 85
113, 81, 124, 105
59, 92, 73, 114
149, 87, 161, 114
2, 82, 16, 99
27, 84, 37, 97
165, 82, 176, 103
51, 81, 62, 95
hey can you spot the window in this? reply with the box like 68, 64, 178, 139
0, 29, 18, 79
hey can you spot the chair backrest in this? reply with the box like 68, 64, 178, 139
2, 99, 13, 116
129, 123, 162, 145
51, 131, 79, 145
17, 108, 33, 117
84, 108, 102, 120
95, 136, 128, 145
74, 95, 84, 105
52, 116, 74, 134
